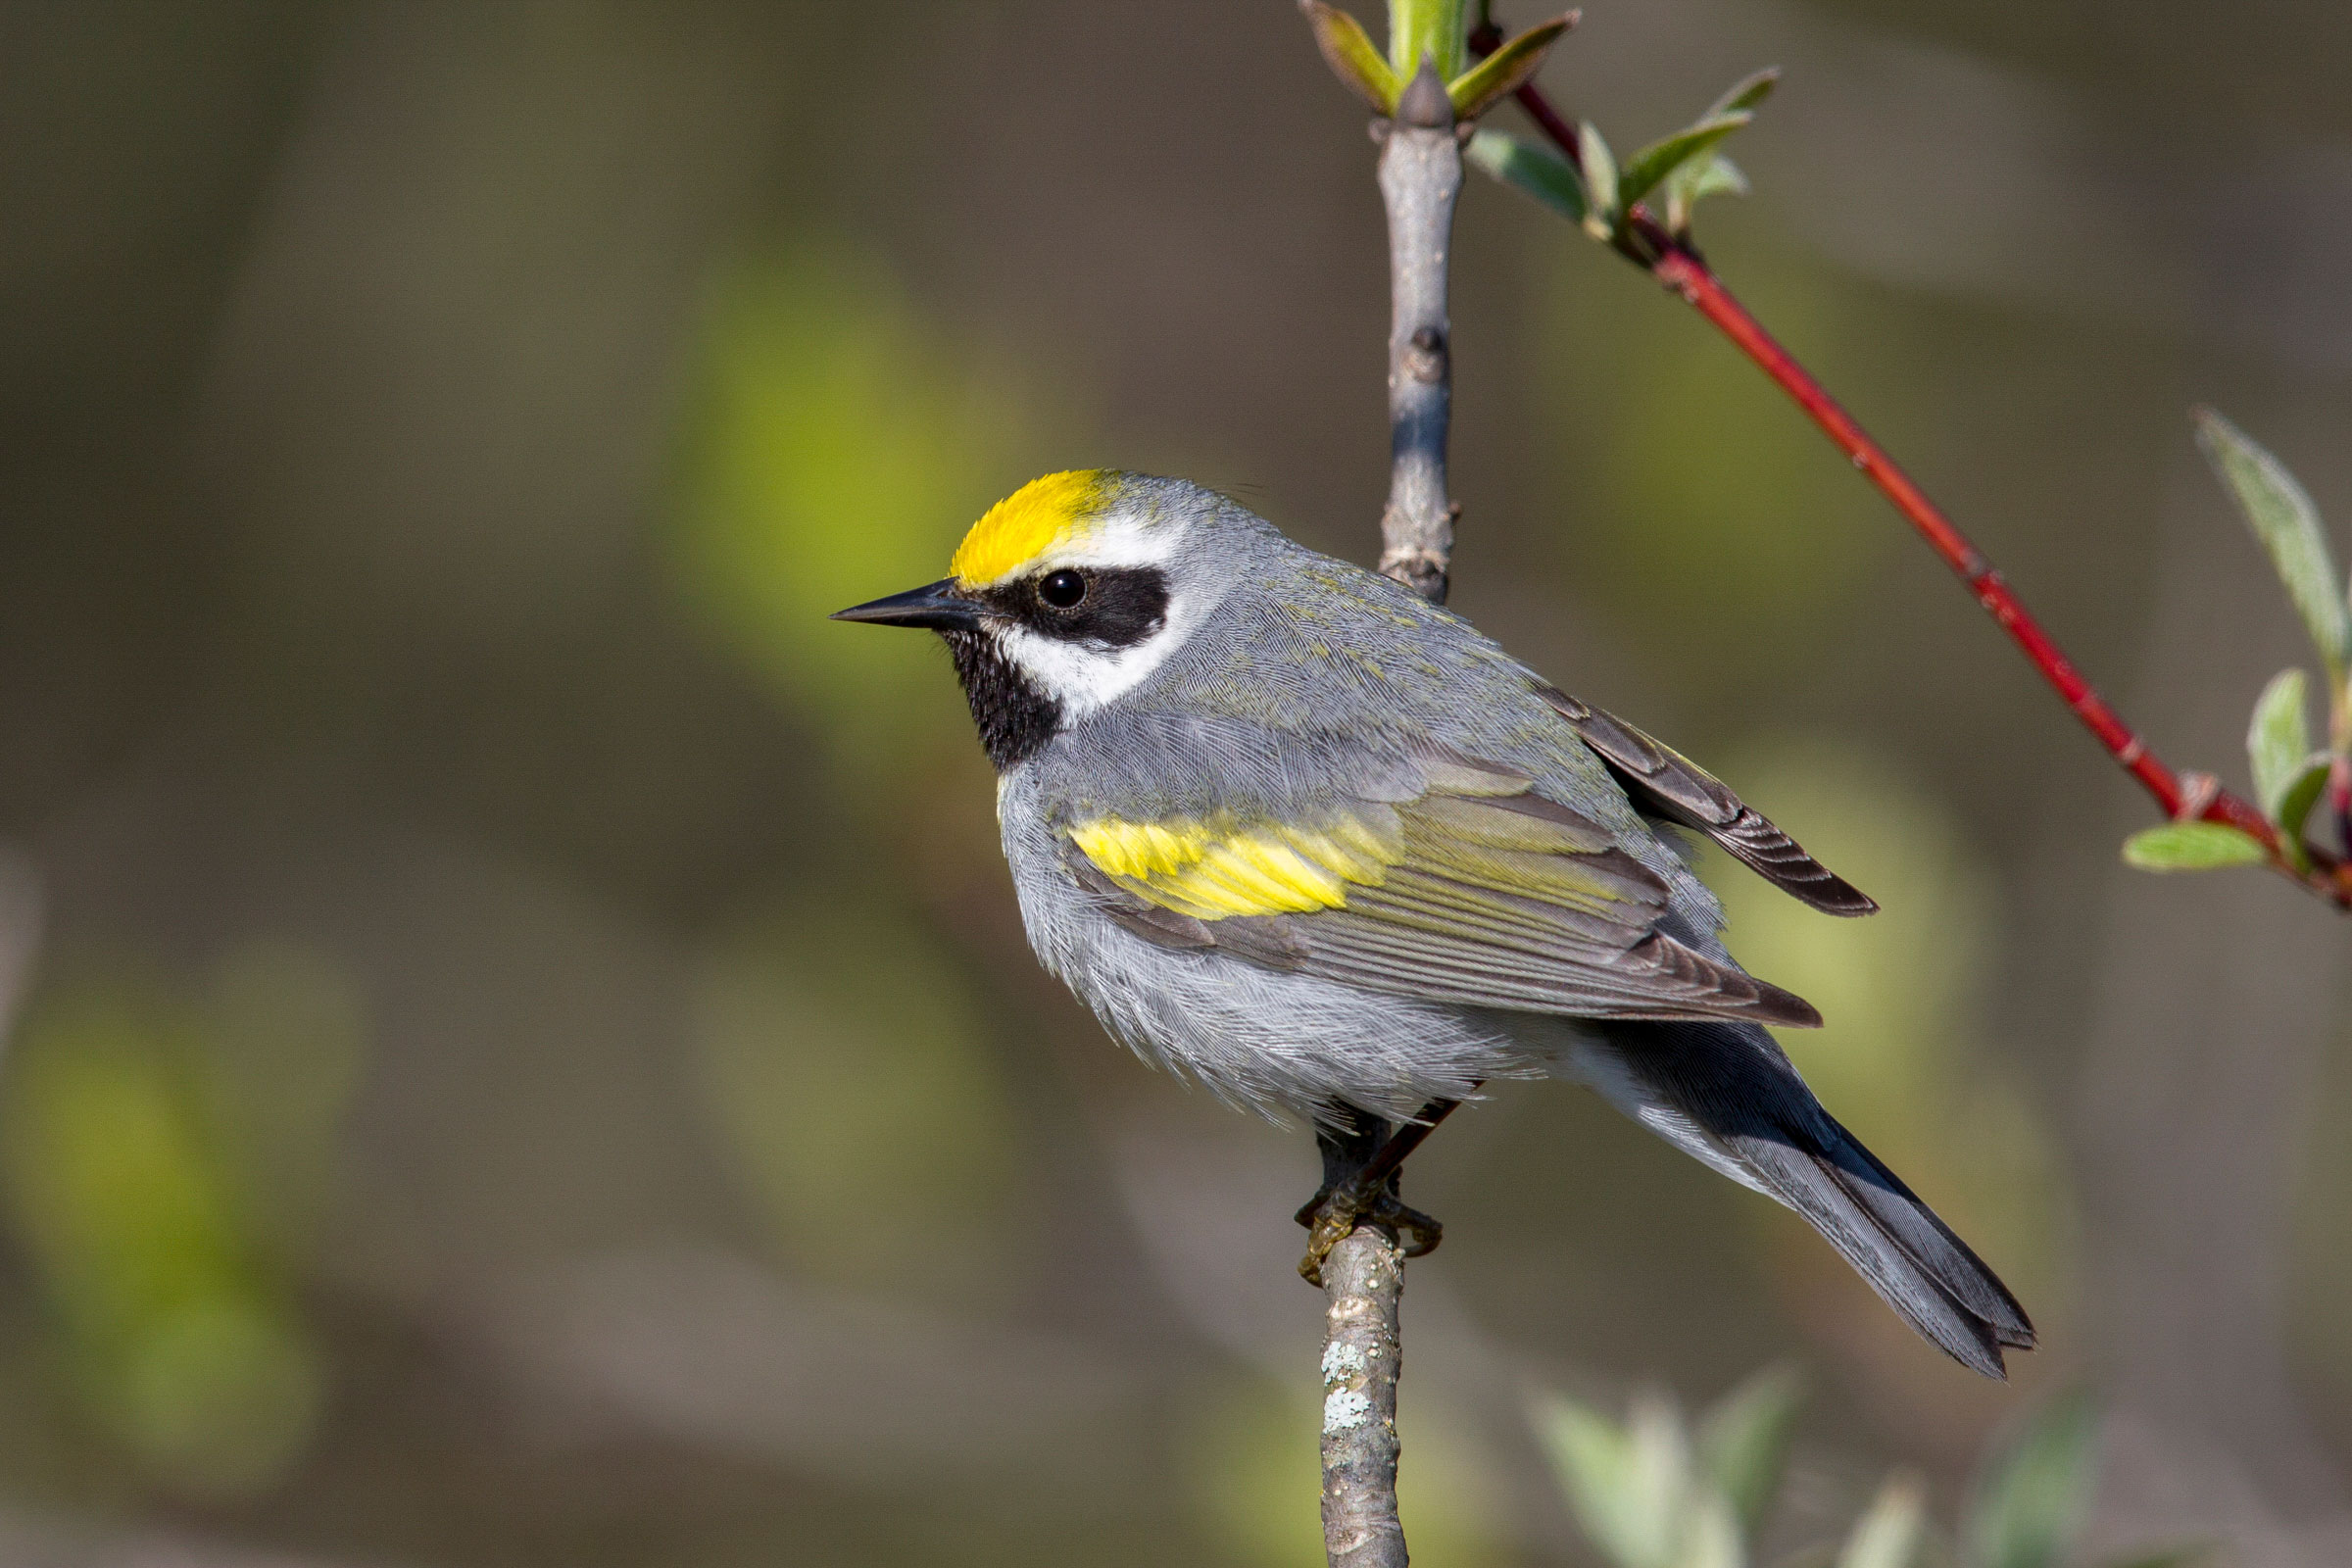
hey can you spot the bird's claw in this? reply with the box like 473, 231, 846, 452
1295, 1178, 1444, 1286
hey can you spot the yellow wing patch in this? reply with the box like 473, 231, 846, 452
951, 469, 1111, 587
1070, 814, 1399, 919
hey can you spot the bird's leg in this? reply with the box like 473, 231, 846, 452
1295, 1099, 1462, 1285
1295, 1103, 1387, 1232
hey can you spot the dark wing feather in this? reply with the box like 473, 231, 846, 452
1536, 685, 1878, 917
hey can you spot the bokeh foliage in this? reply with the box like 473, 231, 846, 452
1, 945, 362, 1497
1537, 1374, 2199, 1568
667, 241, 1046, 780
689, 895, 1019, 1290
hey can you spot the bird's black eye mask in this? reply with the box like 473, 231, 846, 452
975, 565, 1170, 649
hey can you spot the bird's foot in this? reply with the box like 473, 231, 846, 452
1294, 1177, 1443, 1287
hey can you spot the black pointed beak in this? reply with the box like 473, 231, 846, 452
829, 578, 982, 631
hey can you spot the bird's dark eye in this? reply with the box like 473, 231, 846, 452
1038, 569, 1087, 609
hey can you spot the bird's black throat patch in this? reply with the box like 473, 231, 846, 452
939, 565, 1169, 768
942, 629, 1062, 769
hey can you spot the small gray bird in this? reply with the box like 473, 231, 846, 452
834, 469, 2034, 1378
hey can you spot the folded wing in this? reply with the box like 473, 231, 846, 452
1062, 753, 1821, 1028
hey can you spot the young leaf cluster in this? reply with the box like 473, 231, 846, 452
1529, 1367, 1800, 1568
2123, 412, 2351, 875
1467, 68, 1777, 255
1300, 1, 1573, 122
1533, 1376, 2206, 1568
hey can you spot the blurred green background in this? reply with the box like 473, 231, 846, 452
0, 2, 2347, 1564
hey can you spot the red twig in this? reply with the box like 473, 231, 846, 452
1478, 39, 2350, 906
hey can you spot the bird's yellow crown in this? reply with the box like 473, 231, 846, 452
951, 469, 1112, 586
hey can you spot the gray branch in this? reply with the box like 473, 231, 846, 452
1319, 1226, 1408, 1567
1375, 64, 1464, 604
1316, 58, 1465, 1568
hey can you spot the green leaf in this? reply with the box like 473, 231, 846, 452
1389, 0, 1469, 79
1467, 128, 1587, 224
1300, 1, 1400, 112
2247, 667, 2314, 820
2194, 407, 2350, 679
2274, 754, 2332, 849
1619, 112, 1753, 211
1447, 13, 1573, 120
1697, 1364, 1804, 1536
1642, 68, 1778, 233
1838, 1472, 1928, 1568
1579, 120, 1619, 240
2121, 821, 2270, 872
1964, 1394, 2100, 1568
1706, 66, 1781, 118
1530, 1391, 1688, 1568
1662, 153, 1749, 236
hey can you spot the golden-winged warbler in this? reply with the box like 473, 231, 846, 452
834, 469, 2033, 1378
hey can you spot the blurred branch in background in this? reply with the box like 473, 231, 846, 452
1462, 16, 2352, 910
0, 850, 41, 1058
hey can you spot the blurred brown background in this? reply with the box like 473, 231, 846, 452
0, 1, 2347, 1563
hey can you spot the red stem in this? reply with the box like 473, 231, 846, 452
1483, 60, 2348, 906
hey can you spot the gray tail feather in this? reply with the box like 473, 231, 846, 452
1600, 1021, 2036, 1380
